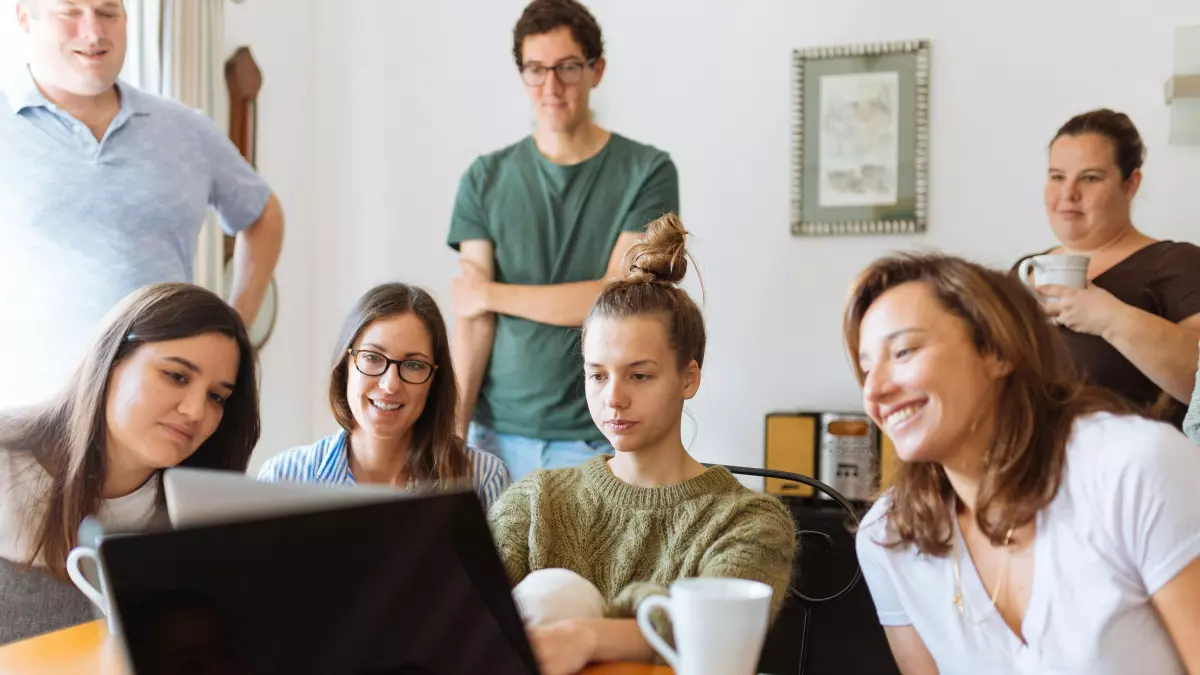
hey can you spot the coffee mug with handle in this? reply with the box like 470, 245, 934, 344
1017, 253, 1090, 292
636, 577, 772, 675
66, 544, 120, 634
67, 516, 121, 635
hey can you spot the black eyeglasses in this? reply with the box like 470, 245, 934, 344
347, 349, 437, 385
520, 58, 596, 87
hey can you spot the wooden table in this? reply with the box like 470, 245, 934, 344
0, 620, 671, 675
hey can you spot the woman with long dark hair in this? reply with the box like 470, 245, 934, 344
0, 282, 260, 644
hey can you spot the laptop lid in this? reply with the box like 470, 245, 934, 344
98, 491, 539, 675
162, 466, 423, 529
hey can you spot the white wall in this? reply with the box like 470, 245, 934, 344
4, 1, 1198, 471
276, 0, 1199, 472
223, 0, 322, 473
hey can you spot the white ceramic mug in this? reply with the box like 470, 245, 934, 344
1017, 253, 1090, 291
66, 545, 119, 635
636, 578, 772, 675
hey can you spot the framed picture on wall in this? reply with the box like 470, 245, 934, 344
791, 39, 930, 236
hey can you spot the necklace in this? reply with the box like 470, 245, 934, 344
951, 507, 1015, 617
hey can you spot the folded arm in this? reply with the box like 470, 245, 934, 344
1040, 283, 1200, 403
1102, 310, 1200, 404
453, 231, 643, 327
450, 240, 497, 438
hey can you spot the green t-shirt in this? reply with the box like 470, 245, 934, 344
447, 133, 679, 441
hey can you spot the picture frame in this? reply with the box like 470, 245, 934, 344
791, 39, 930, 236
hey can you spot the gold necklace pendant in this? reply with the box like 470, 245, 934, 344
951, 499, 1017, 617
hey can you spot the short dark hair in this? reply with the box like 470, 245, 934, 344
512, 0, 603, 69
1051, 109, 1146, 181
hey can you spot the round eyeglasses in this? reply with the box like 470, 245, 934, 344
520, 59, 596, 87
348, 349, 437, 385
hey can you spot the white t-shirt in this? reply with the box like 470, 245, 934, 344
0, 448, 160, 564
856, 413, 1200, 675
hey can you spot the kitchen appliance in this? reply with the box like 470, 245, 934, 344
764, 410, 898, 503
816, 413, 877, 502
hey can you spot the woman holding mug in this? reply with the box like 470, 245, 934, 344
257, 283, 509, 509
1016, 109, 1200, 426
0, 283, 260, 645
849, 253, 1200, 673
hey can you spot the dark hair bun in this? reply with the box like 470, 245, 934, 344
624, 213, 688, 285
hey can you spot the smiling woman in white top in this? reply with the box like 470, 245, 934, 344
844, 253, 1200, 675
258, 283, 508, 509
0, 283, 260, 645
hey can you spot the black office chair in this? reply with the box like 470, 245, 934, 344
707, 464, 900, 675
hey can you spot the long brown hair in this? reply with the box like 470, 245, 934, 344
584, 213, 705, 369
843, 253, 1130, 555
328, 283, 471, 485
0, 283, 260, 579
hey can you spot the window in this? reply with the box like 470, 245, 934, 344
1, 5, 29, 80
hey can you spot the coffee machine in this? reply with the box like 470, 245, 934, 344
762, 410, 897, 504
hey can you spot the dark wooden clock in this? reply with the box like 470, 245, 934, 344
224, 46, 278, 349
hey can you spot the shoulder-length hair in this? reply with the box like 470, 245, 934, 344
0, 283, 260, 578
843, 253, 1130, 555
328, 283, 471, 485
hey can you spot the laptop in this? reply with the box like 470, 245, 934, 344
162, 466, 423, 528
96, 479, 540, 675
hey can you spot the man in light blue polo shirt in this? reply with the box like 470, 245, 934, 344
0, 0, 285, 410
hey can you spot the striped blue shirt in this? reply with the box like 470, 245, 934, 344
256, 431, 510, 511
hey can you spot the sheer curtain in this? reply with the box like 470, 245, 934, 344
127, 0, 230, 295
0, 1, 29, 80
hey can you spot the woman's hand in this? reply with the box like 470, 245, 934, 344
1037, 283, 1130, 338
527, 619, 599, 675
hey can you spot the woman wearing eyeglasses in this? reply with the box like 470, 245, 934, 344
846, 253, 1200, 674
257, 283, 509, 509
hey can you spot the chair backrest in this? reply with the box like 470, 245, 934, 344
711, 464, 899, 675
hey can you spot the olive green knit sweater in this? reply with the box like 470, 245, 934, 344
488, 456, 797, 626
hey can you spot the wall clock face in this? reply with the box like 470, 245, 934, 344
224, 46, 277, 350
224, 259, 278, 350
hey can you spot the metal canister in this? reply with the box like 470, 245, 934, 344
817, 413, 878, 502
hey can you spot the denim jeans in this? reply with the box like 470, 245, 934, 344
468, 422, 614, 482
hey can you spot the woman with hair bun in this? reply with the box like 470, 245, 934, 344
488, 213, 796, 675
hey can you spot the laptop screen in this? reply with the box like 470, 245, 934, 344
99, 492, 539, 675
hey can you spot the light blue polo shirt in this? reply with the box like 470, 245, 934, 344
0, 67, 271, 409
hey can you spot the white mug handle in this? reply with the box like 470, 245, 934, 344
1017, 258, 1038, 288
636, 595, 679, 670
66, 546, 107, 614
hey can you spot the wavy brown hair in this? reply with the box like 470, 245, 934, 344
328, 283, 471, 485
843, 253, 1131, 555
584, 213, 705, 369
0, 283, 260, 579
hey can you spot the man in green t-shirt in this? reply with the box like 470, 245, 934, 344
447, 0, 679, 481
